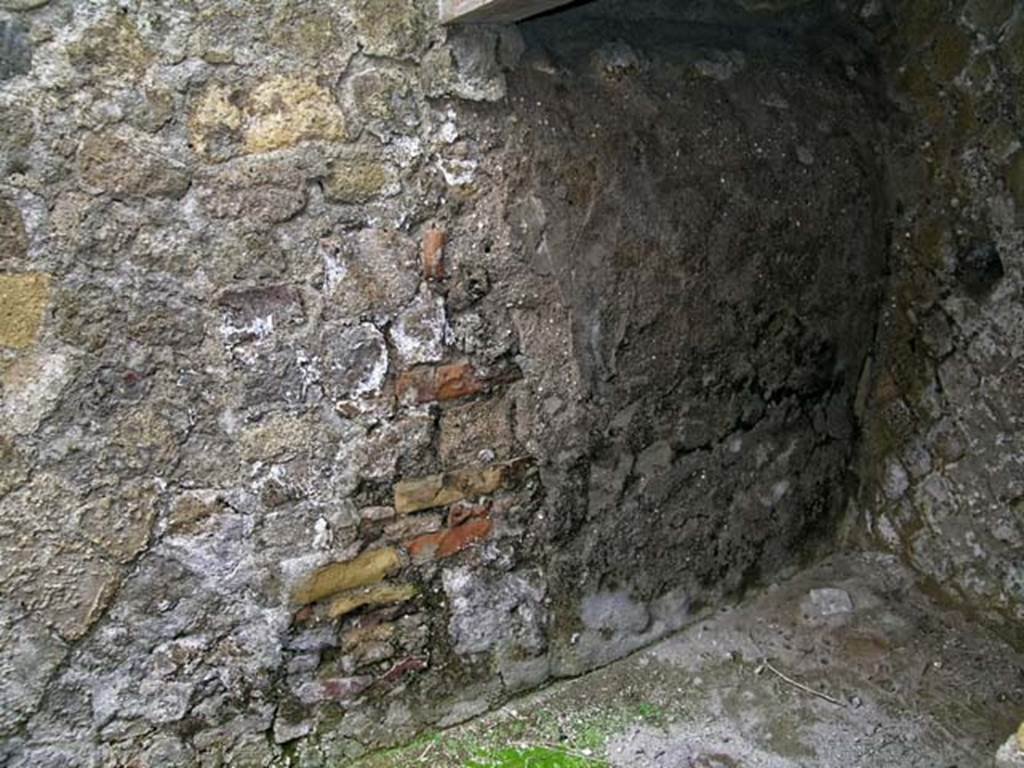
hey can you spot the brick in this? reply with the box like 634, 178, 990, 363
393, 457, 530, 514
421, 227, 446, 280
292, 547, 401, 605
396, 360, 485, 404
0, 273, 51, 349
407, 516, 492, 562
438, 516, 491, 557
326, 582, 417, 619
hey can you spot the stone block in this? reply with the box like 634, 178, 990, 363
0, 272, 50, 349
326, 582, 417, 619
0, 349, 71, 436
77, 130, 190, 200
389, 289, 447, 366
320, 229, 420, 322
293, 547, 401, 605
245, 77, 348, 154
189, 77, 347, 162
393, 457, 530, 514
0, 198, 27, 264
0, 19, 31, 81
325, 156, 398, 204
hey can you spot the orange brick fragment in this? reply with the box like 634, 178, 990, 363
422, 227, 446, 280
396, 360, 485, 404
405, 516, 492, 563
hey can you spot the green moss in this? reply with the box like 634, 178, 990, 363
467, 747, 606, 768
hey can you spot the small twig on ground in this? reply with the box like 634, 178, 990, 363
758, 660, 847, 707
417, 741, 435, 762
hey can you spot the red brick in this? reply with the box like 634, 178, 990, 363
422, 227, 446, 281
406, 530, 444, 562
405, 515, 493, 562
437, 517, 492, 558
396, 360, 485, 404
435, 361, 485, 400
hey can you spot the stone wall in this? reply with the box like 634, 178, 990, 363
0, 0, 1018, 765
849, 0, 1024, 649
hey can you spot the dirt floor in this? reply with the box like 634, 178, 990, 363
352, 552, 1024, 767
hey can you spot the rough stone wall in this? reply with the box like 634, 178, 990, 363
3, 0, 1002, 764
848, 0, 1024, 648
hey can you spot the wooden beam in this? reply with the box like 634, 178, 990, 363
440, 0, 577, 24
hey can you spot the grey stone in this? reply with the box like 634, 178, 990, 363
0, 20, 31, 80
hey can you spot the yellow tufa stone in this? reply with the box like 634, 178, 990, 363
393, 457, 531, 514
0, 273, 51, 349
244, 77, 347, 154
324, 158, 396, 204
326, 582, 417, 619
293, 547, 401, 605
189, 84, 244, 161
1017, 720, 1024, 752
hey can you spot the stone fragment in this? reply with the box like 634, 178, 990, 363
342, 622, 396, 653
217, 284, 306, 345
422, 227, 446, 280
321, 229, 420, 321
0, 19, 31, 81
76, 481, 158, 563
0, 349, 71, 435
396, 360, 486, 404
326, 582, 417, 619
239, 412, 316, 462
322, 323, 389, 399
188, 83, 243, 163
195, 156, 308, 225
77, 131, 190, 200
802, 587, 855, 620
360, 506, 397, 523
67, 14, 152, 78
272, 699, 313, 745
996, 730, 1024, 767
293, 547, 401, 605
389, 289, 447, 366
0, 605, 66, 736
0, 272, 50, 349
343, 67, 420, 140
324, 156, 398, 204
383, 512, 442, 542
294, 676, 373, 705
0, 0, 51, 8
443, 567, 546, 656
353, 0, 429, 59
190, 77, 347, 161
393, 457, 530, 514
0, 199, 27, 263
244, 77, 347, 154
